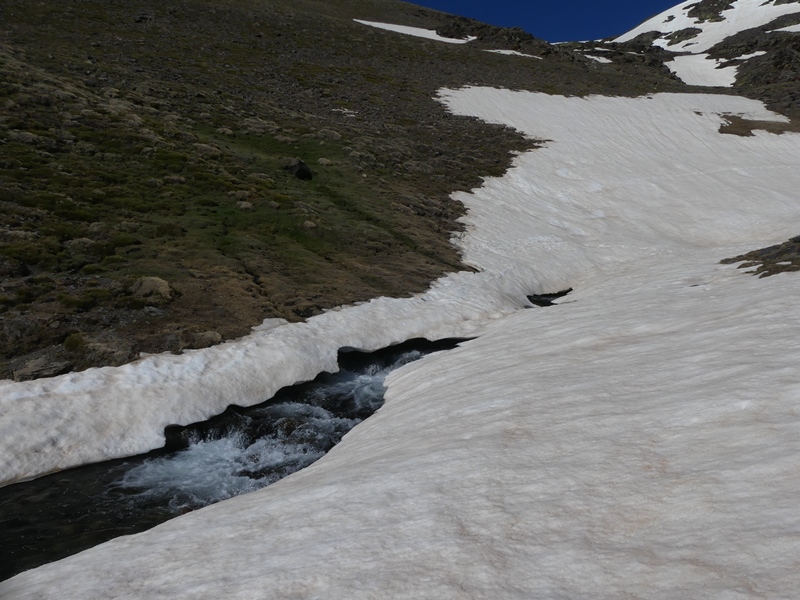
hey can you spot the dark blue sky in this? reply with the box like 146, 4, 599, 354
412, 1, 680, 42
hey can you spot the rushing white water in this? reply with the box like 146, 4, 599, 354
116, 431, 327, 511
114, 350, 426, 511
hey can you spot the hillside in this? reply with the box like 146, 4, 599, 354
3, 0, 800, 597
0, 0, 684, 380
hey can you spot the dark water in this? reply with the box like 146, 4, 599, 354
0, 338, 462, 581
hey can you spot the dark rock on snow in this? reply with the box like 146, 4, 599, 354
283, 158, 313, 181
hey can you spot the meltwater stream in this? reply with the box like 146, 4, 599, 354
0, 338, 462, 581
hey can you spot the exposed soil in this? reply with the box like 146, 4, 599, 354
718, 114, 800, 135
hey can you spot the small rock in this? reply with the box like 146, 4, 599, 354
240, 117, 277, 135
117, 221, 140, 232
163, 174, 186, 184
216, 127, 234, 136
1, 230, 39, 242
268, 201, 281, 209
274, 135, 296, 144
317, 158, 333, 166
248, 172, 273, 182
228, 190, 251, 200
8, 131, 39, 144
236, 201, 254, 210
143, 306, 165, 317
13, 357, 73, 381
131, 277, 175, 303
190, 331, 223, 349
63, 237, 95, 249
0, 257, 29, 277
193, 143, 222, 158
301, 220, 317, 229
316, 128, 342, 141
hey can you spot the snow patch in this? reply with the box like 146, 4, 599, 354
667, 53, 738, 86
585, 54, 613, 64
667, 50, 767, 87
485, 49, 542, 59
770, 23, 800, 33
353, 20, 476, 44
737, 50, 767, 59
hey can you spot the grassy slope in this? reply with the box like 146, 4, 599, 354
0, 0, 684, 379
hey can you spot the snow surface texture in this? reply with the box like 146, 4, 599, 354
5, 89, 800, 598
614, 0, 800, 86
353, 19, 475, 44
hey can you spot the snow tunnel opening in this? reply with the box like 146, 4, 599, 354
526, 288, 574, 307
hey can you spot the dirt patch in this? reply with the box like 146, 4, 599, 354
718, 114, 800, 136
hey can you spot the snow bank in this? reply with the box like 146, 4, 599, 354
615, 0, 800, 53
0, 268, 533, 485
353, 20, 476, 44
5, 89, 800, 598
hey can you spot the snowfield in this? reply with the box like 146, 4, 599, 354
4, 88, 800, 598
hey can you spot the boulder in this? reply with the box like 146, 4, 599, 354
282, 158, 313, 180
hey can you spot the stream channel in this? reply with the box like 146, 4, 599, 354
0, 338, 463, 581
